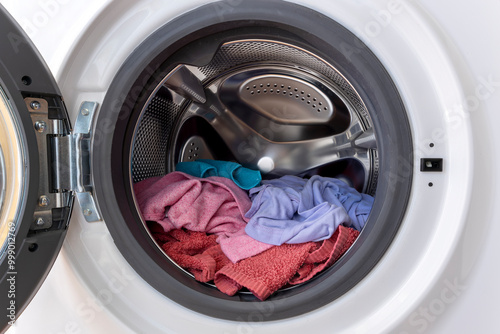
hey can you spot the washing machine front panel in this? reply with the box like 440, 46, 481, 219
90, 0, 417, 321
64, 0, 472, 331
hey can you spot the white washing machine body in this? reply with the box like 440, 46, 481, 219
0, 0, 499, 333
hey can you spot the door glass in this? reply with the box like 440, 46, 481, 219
0, 145, 5, 217
0, 86, 25, 259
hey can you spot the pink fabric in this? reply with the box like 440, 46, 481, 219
217, 229, 278, 263
134, 172, 273, 262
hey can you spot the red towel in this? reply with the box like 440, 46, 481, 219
160, 229, 230, 282
213, 226, 359, 300
154, 224, 359, 300
290, 225, 360, 285
214, 242, 315, 300
149, 221, 177, 244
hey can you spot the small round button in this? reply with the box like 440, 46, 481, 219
257, 157, 274, 173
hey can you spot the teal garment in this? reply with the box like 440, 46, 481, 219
176, 160, 261, 190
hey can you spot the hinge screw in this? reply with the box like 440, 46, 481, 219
39, 195, 50, 207
35, 218, 45, 226
81, 108, 90, 116
34, 121, 47, 133
83, 209, 92, 216
30, 101, 41, 110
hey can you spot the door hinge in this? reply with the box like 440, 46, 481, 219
27, 98, 102, 227
50, 101, 102, 222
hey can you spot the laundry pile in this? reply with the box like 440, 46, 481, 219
134, 160, 373, 300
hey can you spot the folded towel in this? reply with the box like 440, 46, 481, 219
214, 242, 316, 300
134, 172, 273, 262
176, 159, 262, 190
245, 175, 373, 245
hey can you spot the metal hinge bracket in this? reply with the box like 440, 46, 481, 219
50, 101, 102, 223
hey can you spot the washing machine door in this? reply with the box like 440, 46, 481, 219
0, 5, 89, 330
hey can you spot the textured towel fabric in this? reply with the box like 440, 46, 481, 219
176, 159, 262, 190
214, 242, 315, 300
289, 225, 360, 285
134, 172, 273, 262
153, 225, 359, 300
161, 229, 225, 282
245, 175, 373, 245
214, 226, 359, 299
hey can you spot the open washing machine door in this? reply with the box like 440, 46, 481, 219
0, 6, 102, 331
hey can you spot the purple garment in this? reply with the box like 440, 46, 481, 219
244, 175, 373, 245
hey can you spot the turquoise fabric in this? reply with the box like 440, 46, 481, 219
176, 159, 261, 190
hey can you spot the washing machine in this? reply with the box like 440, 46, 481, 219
0, 0, 499, 333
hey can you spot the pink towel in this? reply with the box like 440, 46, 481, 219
134, 172, 273, 262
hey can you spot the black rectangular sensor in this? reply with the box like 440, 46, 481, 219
420, 158, 443, 172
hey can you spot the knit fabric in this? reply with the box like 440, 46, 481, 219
176, 159, 262, 190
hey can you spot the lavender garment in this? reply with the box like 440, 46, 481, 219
244, 175, 373, 245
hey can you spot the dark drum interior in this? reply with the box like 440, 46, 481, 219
130, 38, 378, 292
